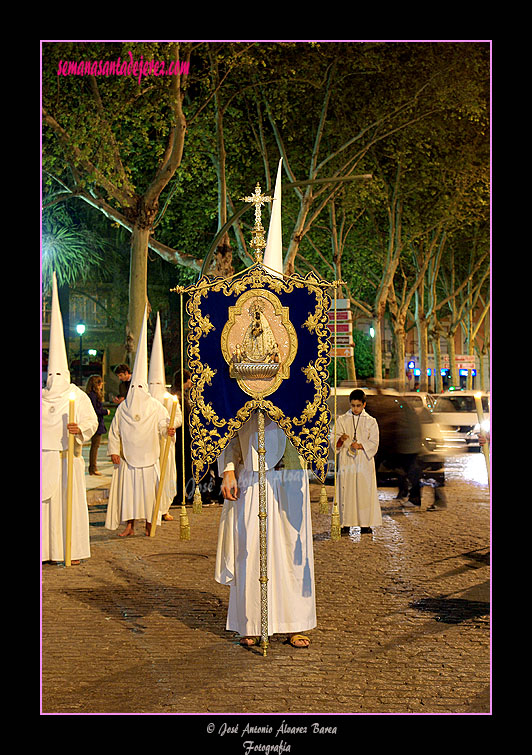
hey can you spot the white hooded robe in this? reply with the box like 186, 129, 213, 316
42, 272, 97, 562
42, 381, 97, 562
105, 306, 175, 530
215, 413, 317, 637
105, 391, 171, 530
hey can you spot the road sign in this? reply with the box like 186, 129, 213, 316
328, 299, 351, 310
455, 355, 476, 370
327, 321, 352, 333
327, 309, 352, 322
331, 347, 354, 358
332, 334, 354, 346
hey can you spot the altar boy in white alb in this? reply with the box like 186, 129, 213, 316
332, 388, 382, 532
42, 273, 98, 563
105, 307, 176, 537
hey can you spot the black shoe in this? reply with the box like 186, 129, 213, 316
340, 526, 350, 535
360, 527, 372, 534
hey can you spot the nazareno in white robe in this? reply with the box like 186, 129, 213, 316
105, 394, 172, 529
332, 409, 382, 528
41, 384, 98, 562
215, 413, 317, 637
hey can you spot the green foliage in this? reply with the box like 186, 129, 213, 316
353, 329, 375, 378
41, 203, 113, 291
42, 41, 490, 375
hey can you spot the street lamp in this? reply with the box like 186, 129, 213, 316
76, 322, 86, 385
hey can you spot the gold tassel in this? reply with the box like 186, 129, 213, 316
331, 499, 341, 541
319, 484, 329, 514
180, 503, 190, 540
192, 485, 202, 514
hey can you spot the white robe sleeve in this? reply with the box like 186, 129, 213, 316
157, 402, 174, 442
173, 397, 183, 430
217, 434, 243, 476
331, 415, 348, 454
107, 411, 121, 457
74, 391, 98, 451
360, 415, 379, 460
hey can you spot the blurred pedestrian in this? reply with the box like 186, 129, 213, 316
394, 398, 423, 506
85, 374, 109, 476
332, 389, 381, 534
113, 363, 131, 405
369, 391, 423, 507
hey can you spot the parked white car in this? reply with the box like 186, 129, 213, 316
429, 390, 490, 451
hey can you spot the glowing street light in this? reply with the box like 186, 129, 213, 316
76, 322, 86, 385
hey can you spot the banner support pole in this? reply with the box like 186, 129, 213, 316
257, 404, 269, 656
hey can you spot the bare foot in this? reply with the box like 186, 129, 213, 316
145, 522, 152, 536
239, 637, 259, 647
162, 513, 174, 521
119, 524, 134, 537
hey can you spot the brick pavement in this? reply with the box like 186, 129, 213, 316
41, 452, 490, 718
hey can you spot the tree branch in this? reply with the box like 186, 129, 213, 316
42, 108, 137, 210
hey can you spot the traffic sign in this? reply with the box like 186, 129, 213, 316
332, 334, 354, 346
328, 309, 352, 322
331, 347, 354, 358
327, 321, 352, 333
328, 299, 351, 310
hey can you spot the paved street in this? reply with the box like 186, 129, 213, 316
41, 448, 490, 723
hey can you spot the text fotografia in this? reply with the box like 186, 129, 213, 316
57, 52, 190, 85
209, 720, 338, 751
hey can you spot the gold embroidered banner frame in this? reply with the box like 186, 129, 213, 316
174, 263, 335, 484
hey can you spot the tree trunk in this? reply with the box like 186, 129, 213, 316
414, 280, 429, 392
331, 204, 356, 383
372, 312, 383, 384
393, 321, 406, 392
127, 223, 151, 366
447, 332, 459, 387
212, 78, 234, 278
432, 334, 442, 394
284, 195, 312, 276
417, 315, 429, 392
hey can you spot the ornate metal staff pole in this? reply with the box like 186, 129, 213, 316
257, 404, 269, 656
241, 183, 272, 656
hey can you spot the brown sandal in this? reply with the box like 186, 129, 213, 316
289, 634, 310, 648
